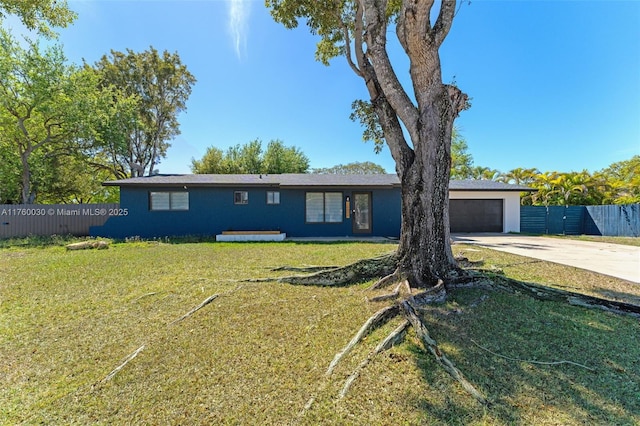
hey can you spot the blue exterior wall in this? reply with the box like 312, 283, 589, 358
91, 186, 401, 239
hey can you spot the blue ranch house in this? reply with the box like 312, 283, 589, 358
90, 174, 532, 239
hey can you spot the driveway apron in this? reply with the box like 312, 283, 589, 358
452, 234, 640, 283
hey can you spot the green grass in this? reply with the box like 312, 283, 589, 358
1, 240, 639, 425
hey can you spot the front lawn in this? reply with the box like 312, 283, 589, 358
1, 240, 638, 424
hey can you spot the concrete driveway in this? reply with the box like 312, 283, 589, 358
452, 234, 640, 283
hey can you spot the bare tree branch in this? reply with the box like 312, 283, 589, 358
432, 0, 457, 47
362, 0, 420, 142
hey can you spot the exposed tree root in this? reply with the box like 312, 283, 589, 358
270, 265, 338, 273
411, 280, 447, 305
491, 275, 640, 318
134, 291, 159, 301
369, 268, 401, 290
339, 320, 410, 398
401, 300, 488, 405
249, 253, 397, 286
367, 280, 410, 302
169, 294, 219, 325
101, 345, 145, 383
266, 253, 640, 413
321, 276, 487, 404
326, 304, 400, 376
454, 253, 485, 268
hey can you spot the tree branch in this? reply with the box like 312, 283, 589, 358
340, 3, 364, 78
362, 0, 420, 142
432, 0, 457, 47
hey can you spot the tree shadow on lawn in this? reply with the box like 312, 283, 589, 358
593, 287, 640, 307
406, 286, 640, 425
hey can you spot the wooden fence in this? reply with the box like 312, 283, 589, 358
521, 204, 640, 237
0, 204, 120, 239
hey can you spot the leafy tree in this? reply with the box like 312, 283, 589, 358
469, 166, 501, 181
0, 138, 21, 203
268, 0, 470, 288
262, 140, 310, 173
191, 139, 309, 174
313, 161, 387, 174
0, 30, 105, 203
92, 47, 196, 178
36, 153, 119, 203
191, 146, 226, 174
596, 155, 640, 204
450, 127, 474, 179
523, 170, 602, 206
500, 167, 539, 186
0, 0, 75, 36
266, 0, 503, 406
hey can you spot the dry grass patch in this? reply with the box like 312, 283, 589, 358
1, 240, 638, 425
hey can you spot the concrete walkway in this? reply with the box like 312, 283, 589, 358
452, 234, 640, 283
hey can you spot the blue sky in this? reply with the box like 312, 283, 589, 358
12, 0, 640, 174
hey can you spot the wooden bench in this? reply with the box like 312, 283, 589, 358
216, 230, 286, 242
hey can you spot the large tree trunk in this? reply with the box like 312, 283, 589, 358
359, 0, 467, 288
396, 137, 457, 287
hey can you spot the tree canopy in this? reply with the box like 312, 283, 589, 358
0, 29, 111, 203
91, 47, 196, 178
191, 139, 310, 174
450, 127, 474, 179
313, 161, 387, 174
0, 0, 76, 36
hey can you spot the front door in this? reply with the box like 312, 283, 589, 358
352, 192, 372, 234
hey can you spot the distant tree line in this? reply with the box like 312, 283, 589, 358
191, 139, 309, 174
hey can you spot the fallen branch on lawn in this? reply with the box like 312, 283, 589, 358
102, 345, 145, 382
471, 339, 595, 371
66, 240, 109, 250
169, 294, 219, 325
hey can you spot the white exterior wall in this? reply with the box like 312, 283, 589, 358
449, 191, 522, 233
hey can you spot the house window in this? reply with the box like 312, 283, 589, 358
149, 191, 189, 211
306, 192, 343, 223
234, 191, 248, 205
266, 191, 280, 205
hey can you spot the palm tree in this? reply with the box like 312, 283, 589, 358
500, 167, 539, 185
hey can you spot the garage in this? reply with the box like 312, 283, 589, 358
450, 199, 504, 232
